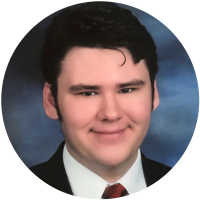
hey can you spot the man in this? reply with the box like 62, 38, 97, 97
30, 2, 171, 198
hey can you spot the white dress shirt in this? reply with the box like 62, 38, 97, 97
63, 145, 146, 199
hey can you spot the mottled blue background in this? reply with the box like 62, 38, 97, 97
2, 3, 198, 168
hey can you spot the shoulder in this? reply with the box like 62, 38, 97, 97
141, 152, 172, 187
30, 141, 65, 180
29, 141, 73, 194
30, 161, 53, 181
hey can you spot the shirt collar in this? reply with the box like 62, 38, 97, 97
63, 144, 146, 199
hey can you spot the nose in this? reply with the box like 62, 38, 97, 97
97, 94, 123, 122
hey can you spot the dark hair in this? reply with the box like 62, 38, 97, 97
41, 2, 158, 120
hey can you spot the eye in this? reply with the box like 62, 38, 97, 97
119, 88, 135, 93
78, 91, 97, 96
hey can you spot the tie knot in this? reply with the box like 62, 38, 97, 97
102, 183, 129, 199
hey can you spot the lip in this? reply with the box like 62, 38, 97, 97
90, 128, 127, 134
90, 127, 128, 142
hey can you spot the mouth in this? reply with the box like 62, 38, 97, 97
89, 126, 130, 142
90, 128, 127, 134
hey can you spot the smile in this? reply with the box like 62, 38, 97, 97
89, 127, 129, 142
90, 128, 127, 135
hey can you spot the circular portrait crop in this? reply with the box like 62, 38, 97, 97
1, 1, 199, 199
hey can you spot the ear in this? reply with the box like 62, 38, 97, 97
152, 80, 159, 111
43, 82, 59, 120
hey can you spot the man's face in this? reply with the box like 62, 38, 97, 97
45, 47, 159, 168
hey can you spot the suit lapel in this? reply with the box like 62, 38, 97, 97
141, 152, 171, 187
141, 152, 156, 187
47, 141, 73, 195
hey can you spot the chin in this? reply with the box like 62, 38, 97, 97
95, 151, 133, 168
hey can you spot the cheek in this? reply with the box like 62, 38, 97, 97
122, 94, 152, 124
59, 97, 98, 129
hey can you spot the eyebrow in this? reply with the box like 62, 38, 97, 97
69, 84, 100, 92
69, 79, 145, 92
117, 79, 145, 88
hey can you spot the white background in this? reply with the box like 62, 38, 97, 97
0, 0, 199, 199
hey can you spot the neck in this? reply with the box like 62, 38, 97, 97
66, 143, 138, 183
92, 152, 138, 183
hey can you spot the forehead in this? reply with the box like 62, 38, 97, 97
59, 47, 150, 86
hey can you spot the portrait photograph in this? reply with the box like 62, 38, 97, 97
0, 1, 199, 200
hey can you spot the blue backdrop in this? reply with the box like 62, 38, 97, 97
2, 3, 198, 168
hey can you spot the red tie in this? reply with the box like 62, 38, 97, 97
102, 183, 129, 199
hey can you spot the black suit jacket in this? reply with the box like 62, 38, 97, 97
30, 141, 171, 195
